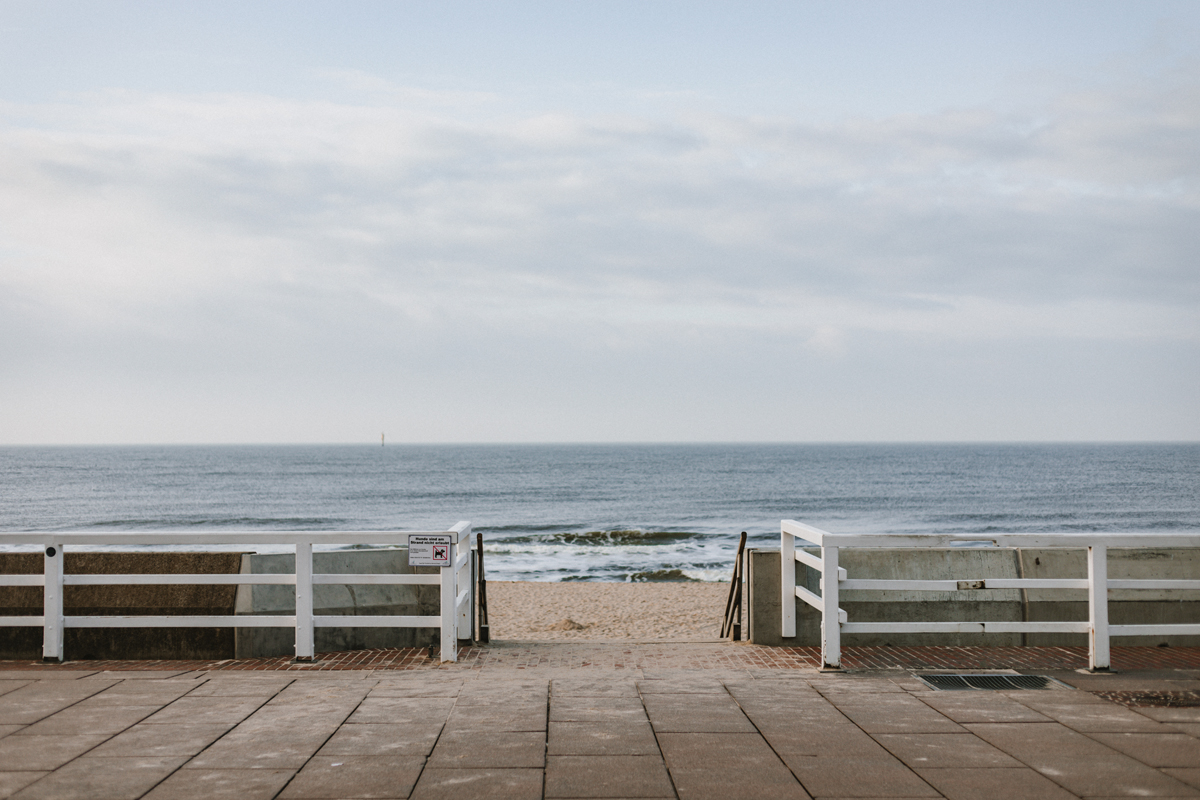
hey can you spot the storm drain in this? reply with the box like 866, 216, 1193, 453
917, 674, 1052, 691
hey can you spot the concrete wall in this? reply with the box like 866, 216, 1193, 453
234, 549, 440, 658
748, 547, 1200, 647
0, 552, 243, 660
1, 548, 445, 660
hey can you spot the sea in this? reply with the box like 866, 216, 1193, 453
2, 443, 1198, 582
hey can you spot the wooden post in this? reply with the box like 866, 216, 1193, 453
721, 532, 747, 640
477, 532, 489, 644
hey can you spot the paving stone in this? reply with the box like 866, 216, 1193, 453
140, 696, 267, 725
872, 733, 1022, 768
185, 725, 338, 769
810, 678, 907, 694
636, 679, 726, 694
0, 735, 109, 771
317, 724, 442, 757
967, 721, 1138, 760
552, 680, 639, 698
1023, 702, 1167, 733
89, 671, 193, 681
657, 733, 809, 800
88, 723, 234, 757
232, 707, 353, 733
428, 730, 545, 769
548, 721, 660, 755
545, 755, 674, 798
0, 772, 46, 799
551, 697, 647, 723
1135, 708, 1200, 723
916, 694, 1053, 723
367, 682, 463, 698
345, 697, 456, 725
0, 682, 32, 698
0, 683, 117, 724
0, 726, 23, 740
915, 767, 1080, 800
278, 755, 423, 799
16, 705, 161, 735
0, 672, 97, 681
737, 702, 851, 729
759, 722, 895, 759
77, 687, 194, 706
183, 679, 292, 697
1164, 769, 1200, 790
10, 756, 185, 800
444, 703, 547, 732
781, 755, 941, 798
833, 702, 966, 734
1085, 733, 1200, 768
141, 768, 294, 800
410, 768, 544, 800
455, 684, 548, 705
1169, 723, 1200, 739
641, 694, 755, 733
967, 722, 1199, 797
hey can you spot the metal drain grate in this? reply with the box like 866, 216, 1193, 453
918, 674, 1051, 691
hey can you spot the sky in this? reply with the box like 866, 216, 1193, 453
1, 1, 1197, 444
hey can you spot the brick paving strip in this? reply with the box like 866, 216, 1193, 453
3, 644, 1199, 673
0, 645, 1197, 799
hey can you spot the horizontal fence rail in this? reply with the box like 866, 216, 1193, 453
781, 521, 1200, 671
0, 523, 472, 663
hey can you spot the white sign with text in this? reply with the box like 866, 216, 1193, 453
408, 534, 452, 566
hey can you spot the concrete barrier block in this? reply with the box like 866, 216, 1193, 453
748, 546, 1200, 647
234, 549, 439, 657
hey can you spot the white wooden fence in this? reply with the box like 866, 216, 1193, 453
781, 520, 1200, 671
0, 522, 473, 663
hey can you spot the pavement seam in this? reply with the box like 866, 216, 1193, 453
721, 677, 813, 797
637, 680, 680, 800
269, 685, 374, 800
162, 677, 295, 797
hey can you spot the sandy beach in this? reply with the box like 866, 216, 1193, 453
484, 580, 732, 641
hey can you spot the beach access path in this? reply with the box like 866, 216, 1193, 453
1, 642, 1199, 800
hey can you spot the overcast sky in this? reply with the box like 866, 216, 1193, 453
1, 1, 1197, 444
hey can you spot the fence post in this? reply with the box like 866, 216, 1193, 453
43, 544, 64, 662
457, 543, 472, 642
821, 546, 841, 670
440, 540, 457, 662
295, 542, 314, 661
1088, 544, 1110, 671
781, 528, 796, 638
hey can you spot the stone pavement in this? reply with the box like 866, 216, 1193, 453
0, 643, 1199, 799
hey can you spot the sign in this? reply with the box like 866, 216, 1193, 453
408, 534, 452, 567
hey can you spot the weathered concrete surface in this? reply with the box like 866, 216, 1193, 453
1, 549, 443, 661
0, 553, 244, 660
234, 549, 440, 657
749, 547, 1200, 647
0, 649, 1197, 800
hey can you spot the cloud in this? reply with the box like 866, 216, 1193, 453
0, 64, 1197, 442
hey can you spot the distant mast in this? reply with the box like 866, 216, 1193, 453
381, 432, 385, 447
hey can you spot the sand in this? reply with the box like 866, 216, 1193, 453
483, 580, 733, 641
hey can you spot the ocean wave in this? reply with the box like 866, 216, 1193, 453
501, 529, 701, 546
82, 517, 345, 529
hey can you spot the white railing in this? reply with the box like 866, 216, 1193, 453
0, 522, 473, 663
781, 520, 1200, 672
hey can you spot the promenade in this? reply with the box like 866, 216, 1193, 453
1, 643, 1198, 799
